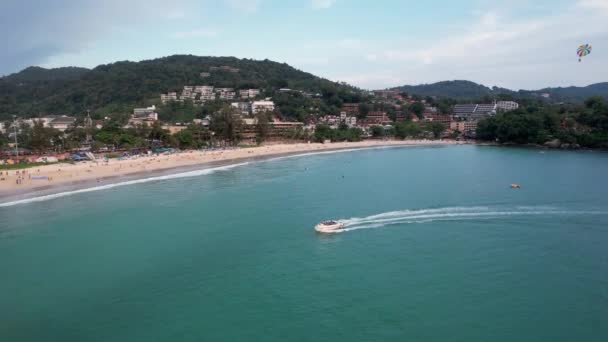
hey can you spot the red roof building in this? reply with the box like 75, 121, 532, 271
365, 111, 391, 125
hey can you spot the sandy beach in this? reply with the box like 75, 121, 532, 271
0, 140, 467, 200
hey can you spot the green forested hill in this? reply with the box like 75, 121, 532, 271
393, 80, 496, 99
5, 66, 90, 82
0, 55, 361, 120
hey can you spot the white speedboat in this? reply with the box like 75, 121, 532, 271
315, 220, 345, 233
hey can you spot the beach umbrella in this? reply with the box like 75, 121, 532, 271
577, 44, 592, 62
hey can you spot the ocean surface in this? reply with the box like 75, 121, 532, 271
1, 145, 607, 341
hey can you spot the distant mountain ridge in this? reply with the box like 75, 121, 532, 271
391, 80, 608, 102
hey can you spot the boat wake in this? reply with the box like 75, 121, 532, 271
330, 206, 607, 233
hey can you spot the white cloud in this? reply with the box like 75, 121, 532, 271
311, 0, 336, 10
225, 0, 260, 12
578, 0, 608, 11
332, 2, 608, 89
172, 28, 219, 39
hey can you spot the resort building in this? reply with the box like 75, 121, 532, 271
200, 72, 211, 78
195, 86, 214, 94
366, 111, 392, 125
345, 116, 357, 127
46, 116, 76, 131
160, 92, 179, 104
268, 121, 304, 139
231, 102, 252, 116
450, 120, 478, 134
475, 104, 497, 116
319, 115, 340, 127
35, 115, 60, 128
218, 91, 235, 100
453, 103, 497, 120
252, 100, 275, 114
424, 114, 452, 126
496, 101, 519, 112
200, 93, 216, 101
239, 89, 261, 99
341, 103, 360, 116
130, 106, 159, 126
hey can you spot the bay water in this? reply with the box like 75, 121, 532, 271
1, 145, 607, 341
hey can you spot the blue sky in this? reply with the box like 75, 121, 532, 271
1, 0, 607, 90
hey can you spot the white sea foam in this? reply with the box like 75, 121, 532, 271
264, 145, 408, 163
328, 206, 608, 233
0, 162, 249, 207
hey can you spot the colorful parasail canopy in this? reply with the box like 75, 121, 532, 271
577, 44, 592, 62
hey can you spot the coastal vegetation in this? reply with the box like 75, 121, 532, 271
476, 96, 608, 148
313, 124, 363, 143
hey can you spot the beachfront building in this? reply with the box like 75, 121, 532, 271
49, 116, 76, 131
34, 115, 60, 128
365, 111, 392, 125
450, 120, 478, 134
453, 103, 496, 120
496, 101, 519, 112
239, 89, 261, 99
475, 104, 497, 116
424, 113, 452, 125
345, 116, 357, 127
129, 106, 159, 126
319, 115, 340, 128
268, 121, 304, 139
252, 100, 275, 114
238, 119, 304, 142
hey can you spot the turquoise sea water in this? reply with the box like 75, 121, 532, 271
1, 145, 607, 341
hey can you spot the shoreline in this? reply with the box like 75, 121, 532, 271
0, 140, 467, 204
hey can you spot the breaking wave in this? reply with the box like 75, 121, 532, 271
0, 162, 249, 208
328, 206, 607, 233
0, 145, 416, 208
